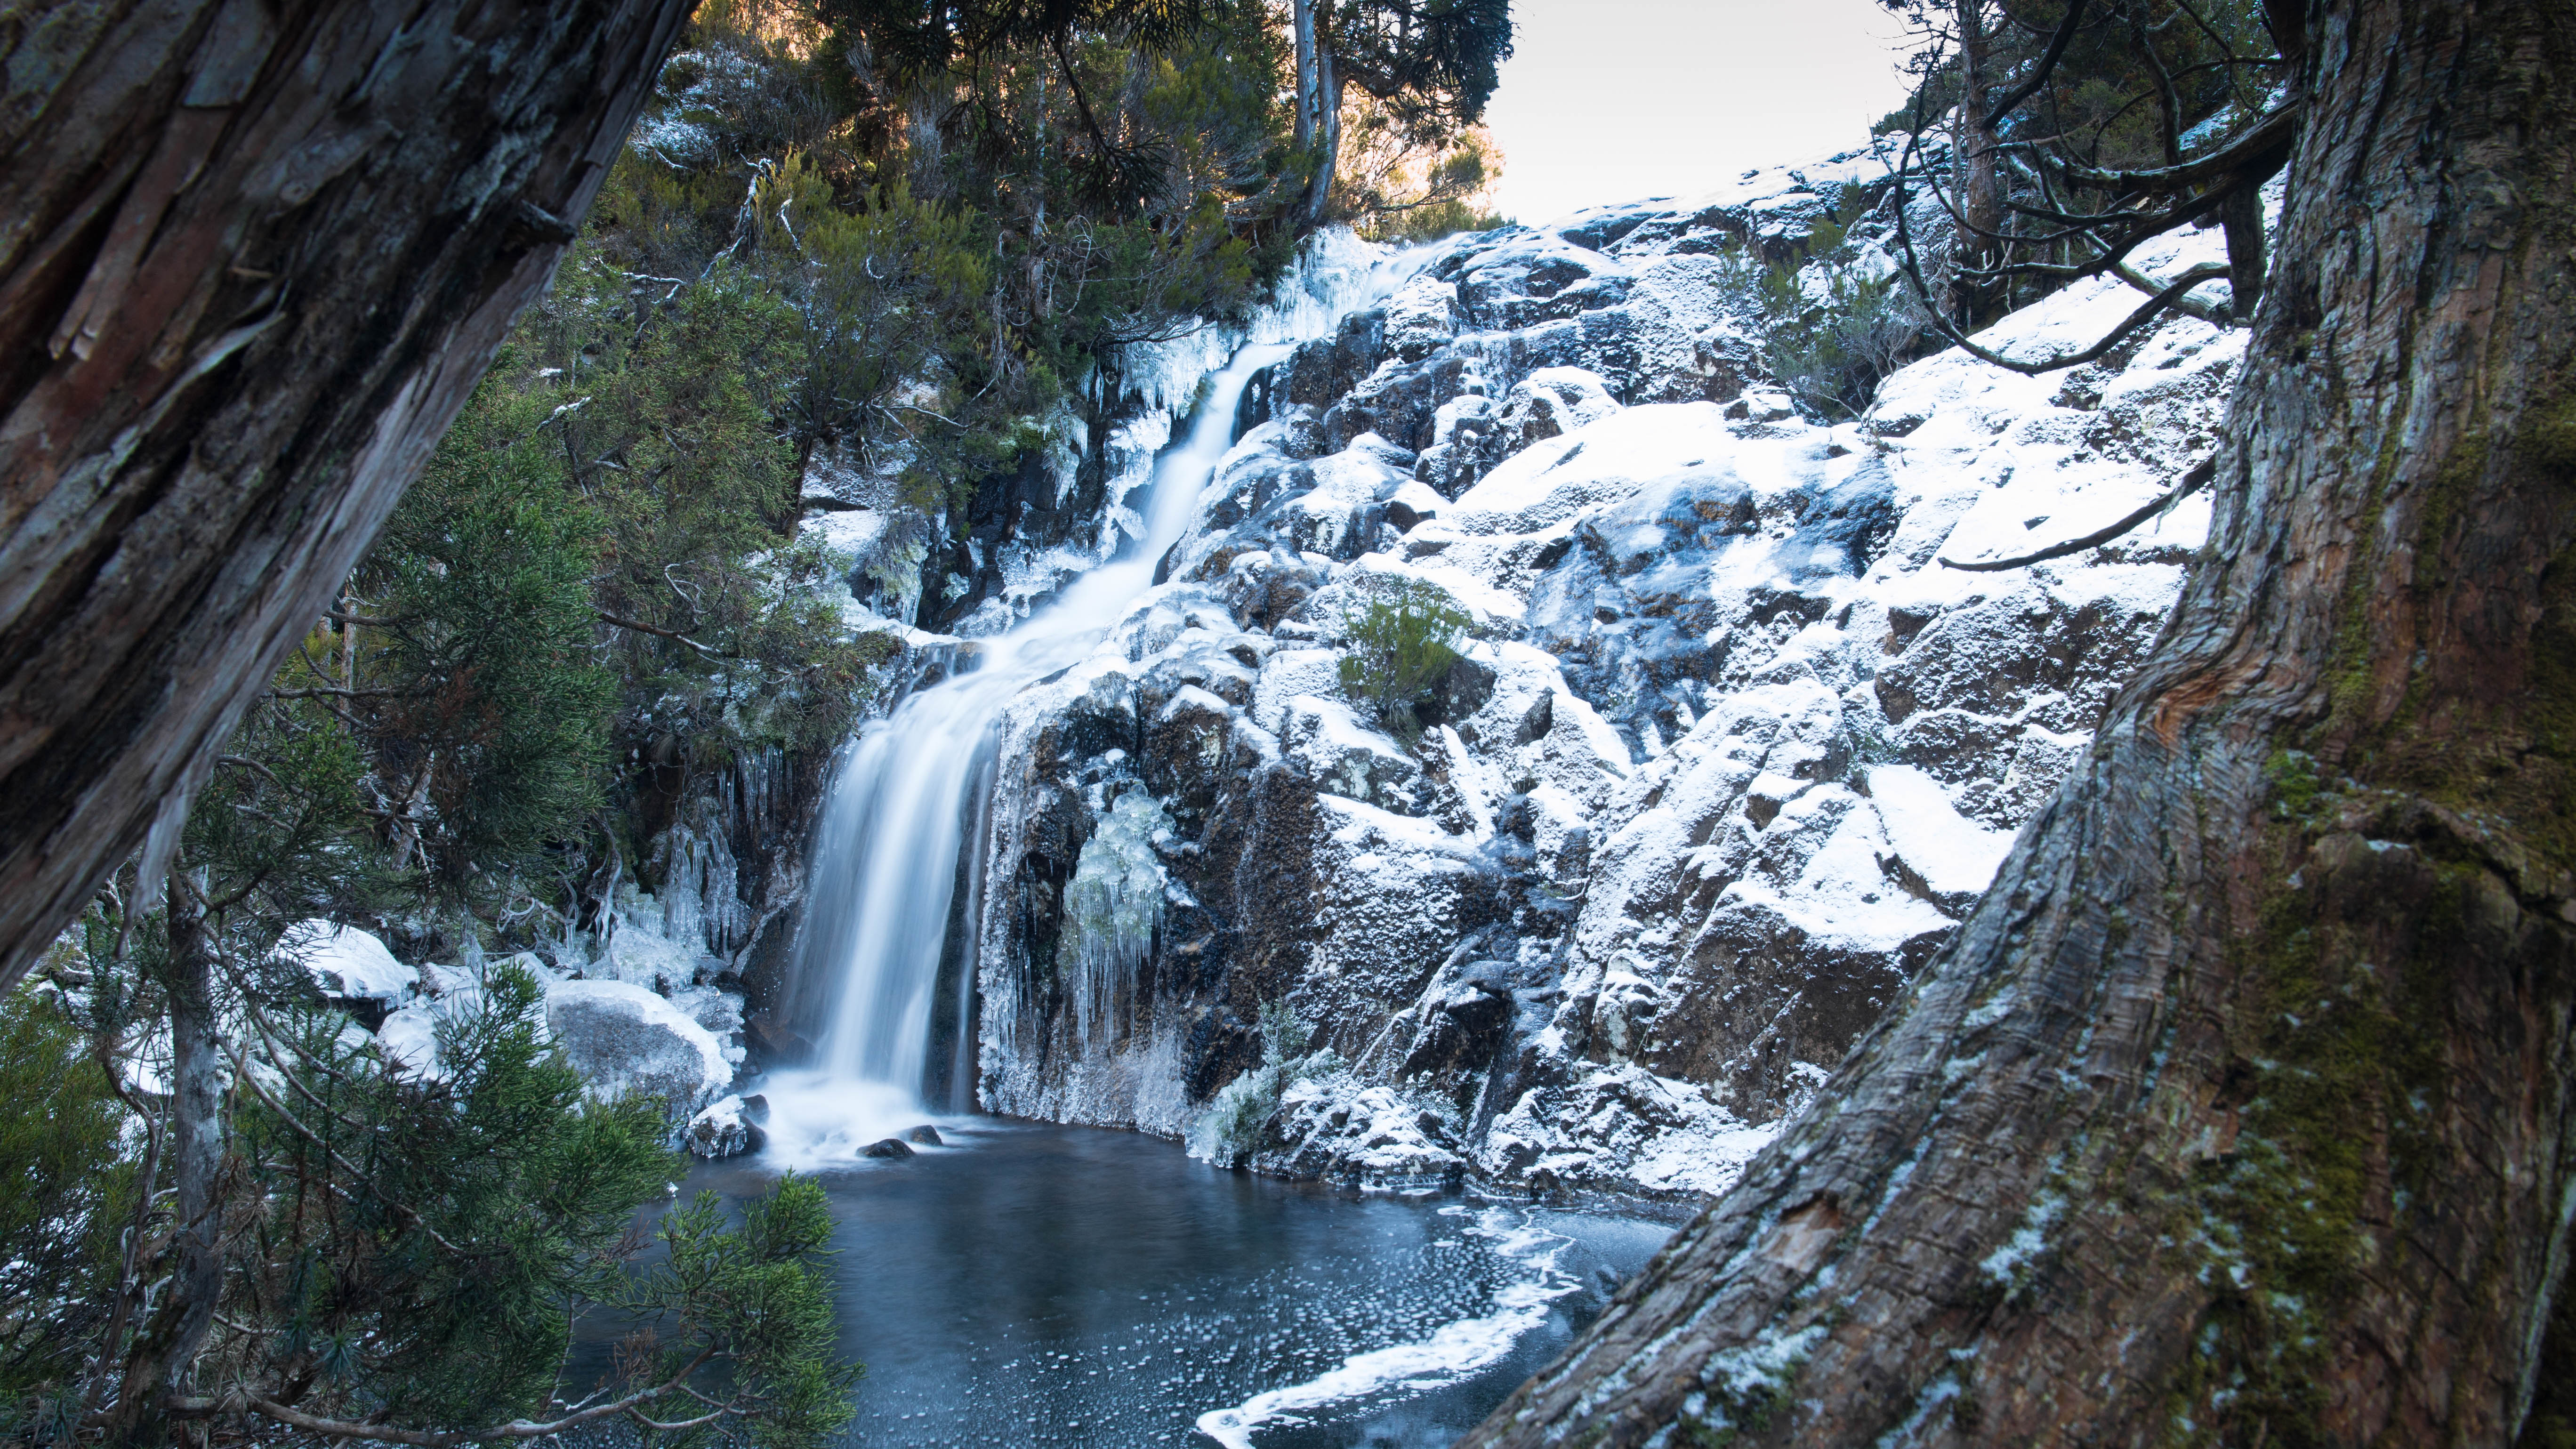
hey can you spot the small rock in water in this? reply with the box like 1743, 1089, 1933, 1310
863, 1137, 915, 1159
904, 1124, 943, 1146
739, 1093, 771, 1123
684, 1095, 763, 1159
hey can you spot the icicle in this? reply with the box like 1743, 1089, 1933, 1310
1060, 790, 1170, 1049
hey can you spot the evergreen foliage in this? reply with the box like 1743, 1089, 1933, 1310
0, 960, 857, 1442
0, 992, 132, 1432
1336, 578, 1472, 741
1717, 195, 1932, 424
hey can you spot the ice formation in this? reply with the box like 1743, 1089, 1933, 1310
1061, 788, 1170, 1048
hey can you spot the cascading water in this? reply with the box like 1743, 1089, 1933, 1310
760, 236, 1421, 1162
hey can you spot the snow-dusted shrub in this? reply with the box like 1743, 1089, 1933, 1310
1189, 1003, 1336, 1167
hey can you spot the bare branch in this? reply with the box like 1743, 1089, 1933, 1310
1938, 457, 2216, 571
595, 610, 733, 659
200, 1346, 724, 1445
2061, 105, 2298, 193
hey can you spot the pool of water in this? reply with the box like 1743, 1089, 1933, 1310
663, 1117, 1674, 1448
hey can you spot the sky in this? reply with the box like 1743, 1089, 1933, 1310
1480, 0, 1921, 226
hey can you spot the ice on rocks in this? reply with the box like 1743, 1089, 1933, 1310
545, 980, 733, 1112
1062, 789, 1171, 1048
684, 1095, 763, 1159
960, 154, 2246, 1200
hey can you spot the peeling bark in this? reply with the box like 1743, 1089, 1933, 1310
0, 0, 692, 992
1461, 2, 2576, 1444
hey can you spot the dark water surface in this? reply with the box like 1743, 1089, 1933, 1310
675, 1119, 1673, 1448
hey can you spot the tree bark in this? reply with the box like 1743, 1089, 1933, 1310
1309, 40, 1343, 229
0, 0, 692, 994
1461, 3, 2576, 1445
1292, 0, 1320, 153
1948, 0, 2003, 325
103, 887, 224, 1444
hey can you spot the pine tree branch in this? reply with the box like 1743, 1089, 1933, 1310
595, 610, 733, 658
159, 1346, 725, 1444
221, 1038, 467, 1257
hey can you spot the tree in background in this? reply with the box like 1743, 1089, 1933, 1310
1329, 91, 1507, 241
1461, 0, 2576, 1441
1291, 0, 1515, 227
1878, 0, 2290, 333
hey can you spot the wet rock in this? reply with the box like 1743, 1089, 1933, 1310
685, 1095, 766, 1159
863, 1137, 916, 1159
905, 1125, 944, 1145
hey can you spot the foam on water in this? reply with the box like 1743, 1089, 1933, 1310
1193, 1207, 1579, 1448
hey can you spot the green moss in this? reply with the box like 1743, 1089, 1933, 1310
2155, 820, 2467, 1445
2264, 750, 2324, 823
2516, 392, 2576, 475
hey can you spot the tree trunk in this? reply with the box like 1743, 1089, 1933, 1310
1292, 0, 1320, 153
1461, 3, 2576, 1445
103, 888, 224, 1445
1308, 44, 1343, 229
1948, 0, 2003, 325
0, 0, 692, 994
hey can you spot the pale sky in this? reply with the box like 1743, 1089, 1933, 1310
1482, 0, 1920, 226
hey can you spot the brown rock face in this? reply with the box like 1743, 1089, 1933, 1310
0, 0, 691, 989
1459, 2, 2576, 1444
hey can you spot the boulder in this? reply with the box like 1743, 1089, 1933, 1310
376, 1005, 441, 1077
904, 1124, 943, 1146
862, 1137, 915, 1159
544, 980, 733, 1112
684, 1095, 765, 1159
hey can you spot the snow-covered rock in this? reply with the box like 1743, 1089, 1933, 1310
376, 1006, 442, 1076
942, 147, 2242, 1199
545, 980, 734, 1111
684, 1094, 763, 1158
283, 922, 416, 1006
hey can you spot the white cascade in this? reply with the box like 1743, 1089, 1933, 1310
760, 236, 1421, 1162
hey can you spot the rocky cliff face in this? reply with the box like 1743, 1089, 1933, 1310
910, 152, 2244, 1201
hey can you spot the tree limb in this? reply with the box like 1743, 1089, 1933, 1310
2060, 104, 2298, 193
1938, 456, 2216, 571
595, 610, 732, 659
1983, 0, 2089, 126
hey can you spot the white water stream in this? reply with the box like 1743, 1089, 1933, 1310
761, 237, 1421, 1162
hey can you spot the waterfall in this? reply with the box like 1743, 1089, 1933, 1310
759, 233, 1420, 1163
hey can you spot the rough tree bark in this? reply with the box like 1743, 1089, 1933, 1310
0, 0, 693, 993
103, 886, 223, 1443
1461, 2, 2576, 1445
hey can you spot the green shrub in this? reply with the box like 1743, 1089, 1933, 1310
1337, 578, 1471, 740
0, 989, 134, 1428
1720, 244, 1928, 423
